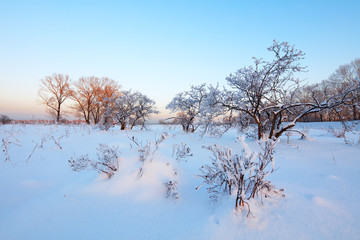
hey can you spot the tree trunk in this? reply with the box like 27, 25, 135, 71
56, 107, 61, 123
257, 122, 262, 140
353, 104, 357, 120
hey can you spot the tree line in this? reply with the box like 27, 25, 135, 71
37, 40, 359, 138
165, 41, 360, 139
38, 75, 157, 129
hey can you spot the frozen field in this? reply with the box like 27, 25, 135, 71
1, 122, 360, 240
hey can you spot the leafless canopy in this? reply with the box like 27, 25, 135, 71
103, 90, 158, 130
166, 84, 208, 132
296, 58, 360, 122
211, 41, 360, 139
70, 76, 120, 124
38, 73, 71, 122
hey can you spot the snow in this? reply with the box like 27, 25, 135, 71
0, 122, 360, 239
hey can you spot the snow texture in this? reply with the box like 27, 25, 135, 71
0, 122, 360, 239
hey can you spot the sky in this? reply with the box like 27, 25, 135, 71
0, 0, 359, 120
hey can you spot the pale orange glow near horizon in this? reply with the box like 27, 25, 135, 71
0, 91, 172, 121
1, 1, 359, 121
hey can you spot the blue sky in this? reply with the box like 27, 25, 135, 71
1, 0, 359, 119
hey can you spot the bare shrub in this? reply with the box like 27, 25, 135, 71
50, 135, 63, 149
285, 131, 293, 145
164, 180, 180, 200
326, 126, 346, 138
0, 114, 12, 124
68, 154, 93, 171
325, 121, 358, 144
35, 133, 64, 150
1, 126, 50, 163
197, 137, 283, 215
1, 138, 12, 162
300, 127, 309, 140
284, 128, 308, 145
68, 144, 120, 178
172, 142, 192, 162
129, 132, 169, 178
1, 127, 22, 162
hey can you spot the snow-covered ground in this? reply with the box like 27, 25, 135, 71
1, 122, 360, 240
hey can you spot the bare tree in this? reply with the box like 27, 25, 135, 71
103, 90, 158, 130
166, 84, 208, 132
294, 58, 360, 122
38, 73, 71, 122
128, 92, 158, 129
70, 76, 98, 124
92, 77, 121, 124
327, 58, 360, 120
70, 76, 120, 124
211, 41, 360, 139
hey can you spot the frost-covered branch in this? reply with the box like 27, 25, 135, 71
197, 137, 283, 214
128, 132, 169, 178
172, 142, 193, 162
102, 90, 158, 130
68, 144, 120, 178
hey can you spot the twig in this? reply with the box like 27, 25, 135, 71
26, 143, 38, 163
331, 152, 337, 166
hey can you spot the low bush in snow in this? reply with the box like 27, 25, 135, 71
68, 144, 120, 178
1, 126, 22, 162
172, 142, 192, 162
129, 132, 169, 179
164, 180, 180, 200
0, 114, 12, 124
325, 121, 359, 144
197, 137, 284, 215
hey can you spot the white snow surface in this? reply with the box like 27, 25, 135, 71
1, 122, 360, 239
